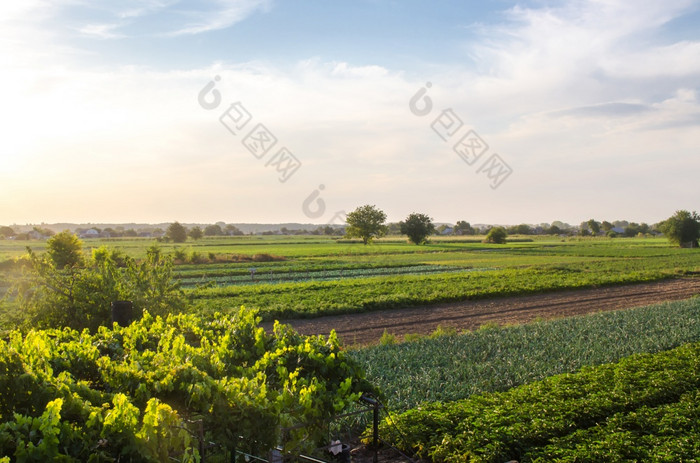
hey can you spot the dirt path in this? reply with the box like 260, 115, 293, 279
268, 278, 700, 346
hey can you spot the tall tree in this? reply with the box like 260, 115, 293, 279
659, 210, 700, 247
400, 213, 436, 245
345, 205, 388, 245
166, 222, 188, 243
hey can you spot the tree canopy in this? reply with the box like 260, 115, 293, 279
188, 226, 203, 240
484, 226, 507, 244
659, 210, 700, 247
14, 242, 185, 331
166, 222, 188, 243
400, 213, 436, 245
345, 205, 388, 245
46, 230, 85, 269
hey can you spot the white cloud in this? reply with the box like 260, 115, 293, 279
78, 23, 126, 39
166, 0, 272, 36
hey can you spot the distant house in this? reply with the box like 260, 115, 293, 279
138, 232, 153, 238
611, 227, 625, 234
80, 229, 100, 239
440, 227, 454, 235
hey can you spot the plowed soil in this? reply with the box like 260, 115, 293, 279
270, 278, 700, 346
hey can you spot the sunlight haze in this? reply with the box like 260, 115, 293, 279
2, 0, 699, 226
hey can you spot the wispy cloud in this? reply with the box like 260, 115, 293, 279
78, 23, 125, 39
550, 102, 654, 119
166, 0, 271, 36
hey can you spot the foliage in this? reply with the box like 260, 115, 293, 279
659, 210, 700, 247
345, 205, 388, 245
509, 224, 532, 235
381, 341, 700, 462
400, 213, 436, 245
167, 222, 188, 243
188, 226, 203, 240
5, 237, 700, 330
483, 226, 507, 244
0, 226, 15, 239
352, 298, 700, 412
46, 231, 84, 270
586, 219, 601, 235
453, 221, 475, 235
0, 309, 374, 461
379, 330, 397, 346
193, 252, 697, 322
13, 245, 185, 331
204, 224, 223, 236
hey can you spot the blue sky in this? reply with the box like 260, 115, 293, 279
1, 0, 700, 225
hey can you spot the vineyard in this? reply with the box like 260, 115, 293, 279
0, 308, 374, 461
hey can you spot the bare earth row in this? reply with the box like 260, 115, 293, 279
267, 278, 700, 345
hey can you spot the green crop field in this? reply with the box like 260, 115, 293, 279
2, 234, 700, 461
382, 341, 700, 462
351, 297, 700, 412
2, 235, 700, 325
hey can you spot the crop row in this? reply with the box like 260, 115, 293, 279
351, 297, 700, 412
380, 341, 700, 462
192, 259, 687, 320
176, 265, 470, 288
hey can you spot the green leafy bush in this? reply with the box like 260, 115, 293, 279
0, 308, 375, 461
13, 245, 185, 331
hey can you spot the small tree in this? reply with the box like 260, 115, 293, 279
514, 224, 532, 235
188, 226, 203, 240
547, 225, 562, 235
484, 226, 507, 244
659, 210, 700, 247
166, 221, 188, 243
14, 244, 185, 331
205, 224, 224, 236
224, 224, 244, 236
587, 219, 601, 235
400, 213, 436, 245
0, 226, 16, 238
453, 220, 475, 235
345, 205, 388, 245
46, 231, 85, 269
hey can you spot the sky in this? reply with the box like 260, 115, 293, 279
1, 0, 699, 226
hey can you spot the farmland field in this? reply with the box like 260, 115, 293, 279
2, 235, 700, 331
351, 297, 700, 412
350, 296, 700, 461
1, 234, 700, 461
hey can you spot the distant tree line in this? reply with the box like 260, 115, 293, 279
2, 210, 698, 248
